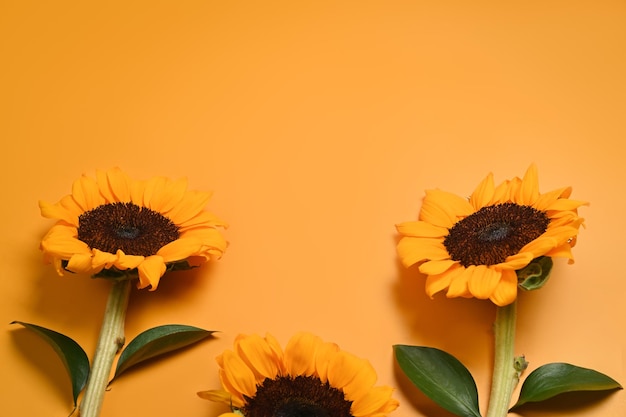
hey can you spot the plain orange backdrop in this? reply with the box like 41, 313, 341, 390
1, 1, 624, 416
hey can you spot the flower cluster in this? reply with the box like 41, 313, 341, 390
39, 168, 228, 290
199, 332, 399, 417
396, 164, 586, 306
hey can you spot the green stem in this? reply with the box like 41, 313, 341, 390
485, 300, 519, 417
79, 280, 132, 417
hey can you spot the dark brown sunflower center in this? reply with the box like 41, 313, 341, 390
77, 202, 179, 257
443, 202, 549, 267
243, 375, 353, 417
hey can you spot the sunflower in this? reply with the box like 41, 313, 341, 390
198, 332, 399, 417
396, 164, 586, 306
39, 168, 227, 290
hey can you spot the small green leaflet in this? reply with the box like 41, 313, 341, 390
394, 345, 482, 417
511, 362, 622, 409
11, 321, 89, 406
112, 324, 215, 381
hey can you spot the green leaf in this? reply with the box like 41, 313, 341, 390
394, 345, 482, 417
11, 321, 89, 406
517, 256, 553, 291
511, 362, 622, 409
113, 324, 214, 380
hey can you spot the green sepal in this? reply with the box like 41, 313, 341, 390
394, 345, 482, 417
112, 324, 215, 381
511, 362, 622, 410
11, 321, 89, 406
517, 256, 553, 291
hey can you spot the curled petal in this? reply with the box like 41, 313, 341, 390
137, 255, 167, 290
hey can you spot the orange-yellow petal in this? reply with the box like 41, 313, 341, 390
467, 266, 501, 300
515, 164, 540, 205
419, 189, 474, 228
489, 269, 518, 306
284, 332, 321, 376
424, 270, 455, 298
397, 237, 450, 267
419, 259, 458, 275
137, 255, 167, 290
469, 172, 495, 209
96, 168, 132, 203
220, 350, 258, 400
236, 334, 280, 383
352, 386, 399, 416
446, 266, 472, 298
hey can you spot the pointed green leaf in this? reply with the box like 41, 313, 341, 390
511, 362, 622, 409
11, 321, 89, 406
113, 324, 214, 380
394, 345, 482, 417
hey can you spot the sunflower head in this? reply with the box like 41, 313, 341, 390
197, 332, 399, 417
39, 168, 228, 290
396, 164, 587, 306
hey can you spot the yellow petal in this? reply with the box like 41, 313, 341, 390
196, 389, 232, 404
284, 332, 321, 376
396, 221, 448, 238
534, 186, 572, 211
142, 176, 168, 209
341, 357, 378, 403
72, 174, 105, 211
148, 177, 188, 213
515, 164, 540, 205
164, 189, 213, 224
545, 198, 589, 212
91, 249, 119, 269
156, 237, 203, 263
66, 253, 96, 274
521, 235, 561, 258
545, 243, 576, 263
467, 265, 501, 300
489, 269, 518, 306
419, 189, 474, 228
396, 237, 450, 267
469, 172, 495, 209
39, 197, 79, 225
326, 351, 365, 389
137, 255, 167, 290
446, 266, 472, 298
177, 210, 228, 231
314, 340, 340, 383
235, 334, 280, 383
500, 252, 533, 270
424, 267, 456, 298
220, 350, 258, 400
181, 227, 229, 253
114, 250, 145, 269
419, 259, 458, 275
351, 385, 398, 416
264, 333, 286, 374
96, 167, 132, 203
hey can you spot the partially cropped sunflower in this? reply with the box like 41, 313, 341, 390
396, 164, 587, 306
39, 168, 227, 290
198, 332, 399, 417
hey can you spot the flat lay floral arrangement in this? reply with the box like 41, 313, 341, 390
12, 166, 621, 417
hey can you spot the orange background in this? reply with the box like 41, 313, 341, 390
1, 1, 624, 416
